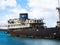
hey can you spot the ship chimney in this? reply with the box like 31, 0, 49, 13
19, 13, 28, 20
57, 0, 60, 27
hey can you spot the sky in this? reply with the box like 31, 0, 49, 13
0, 0, 59, 27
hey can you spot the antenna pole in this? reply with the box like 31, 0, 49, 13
58, 0, 60, 7
58, 0, 59, 6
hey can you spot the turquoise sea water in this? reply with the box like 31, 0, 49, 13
0, 30, 60, 45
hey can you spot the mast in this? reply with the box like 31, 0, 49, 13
57, 0, 60, 27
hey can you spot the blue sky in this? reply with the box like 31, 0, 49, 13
0, 0, 59, 27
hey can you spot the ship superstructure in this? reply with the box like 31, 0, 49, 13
8, 13, 45, 30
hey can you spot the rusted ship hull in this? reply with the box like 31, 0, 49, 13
8, 27, 60, 39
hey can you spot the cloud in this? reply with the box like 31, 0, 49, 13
0, 0, 17, 25
0, 0, 59, 27
27, 0, 58, 27
0, 0, 17, 10
0, 0, 28, 25
28, 0, 57, 9
28, 0, 58, 18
